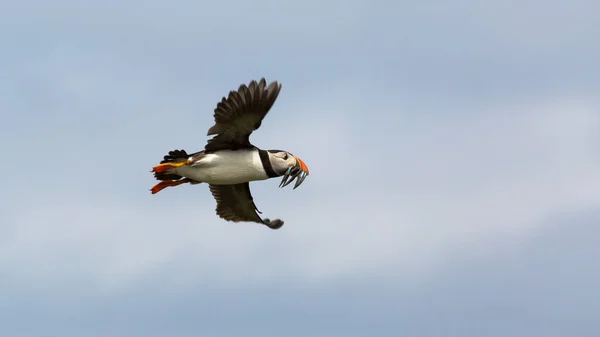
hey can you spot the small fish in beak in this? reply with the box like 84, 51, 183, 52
279, 156, 310, 189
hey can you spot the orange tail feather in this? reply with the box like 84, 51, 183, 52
151, 160, 189, 173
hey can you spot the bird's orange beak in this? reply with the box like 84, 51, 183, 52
295, 156, 309, 175
279, 155, 310, 189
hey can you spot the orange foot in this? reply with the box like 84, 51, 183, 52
150, 178, 193, 194
151, 160, 190, 173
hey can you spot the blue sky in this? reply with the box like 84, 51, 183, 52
1, 0, 599, 336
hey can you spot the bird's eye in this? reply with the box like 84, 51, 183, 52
283, 153, 288, 160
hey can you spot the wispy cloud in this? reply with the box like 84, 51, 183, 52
3, 95, 598, 293
2, 0, 600, 336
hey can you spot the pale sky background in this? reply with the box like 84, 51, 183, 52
1, 1, 600, 336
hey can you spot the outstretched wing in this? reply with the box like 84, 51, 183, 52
208, 183, 284, 229
204, 78, 282, 152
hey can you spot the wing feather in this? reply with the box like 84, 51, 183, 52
208, 183, 284, 229
205, 78, 282, 151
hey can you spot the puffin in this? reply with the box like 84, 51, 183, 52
150, 78, 309, 230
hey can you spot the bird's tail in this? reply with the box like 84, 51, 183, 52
152, 149, 190, 181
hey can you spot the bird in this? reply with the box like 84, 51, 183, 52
149, 78, 309, 230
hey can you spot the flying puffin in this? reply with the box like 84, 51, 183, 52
150, 78, 309, 230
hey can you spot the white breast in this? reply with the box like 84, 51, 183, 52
174, 149, 270, 185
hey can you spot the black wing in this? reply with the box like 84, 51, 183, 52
204, 78, 282, 152
208, 183, 284, 229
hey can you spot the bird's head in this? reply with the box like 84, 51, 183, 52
267, 150, 310, 189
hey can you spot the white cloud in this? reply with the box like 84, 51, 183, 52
1, 0, 367, 43
2, 95, 598, 292
467, 0, 600, 50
